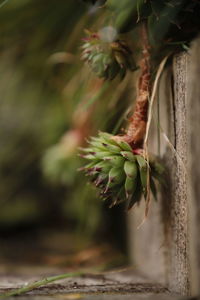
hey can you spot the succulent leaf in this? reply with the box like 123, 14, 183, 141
128, 185, 142, 210
103, 155, 125, 167
125, 176, 137, 199
135, 155, 148, 196
121, 151, 136, 162
124, 160, 138, 179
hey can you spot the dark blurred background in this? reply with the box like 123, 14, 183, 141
0, 0, 136, 271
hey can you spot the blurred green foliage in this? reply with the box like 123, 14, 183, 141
0, 0, 134, 235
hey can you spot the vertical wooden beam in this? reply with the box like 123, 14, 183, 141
187, 37, 200, 295
167, 52, 189, 295
128, 53, 190, 294
128, 41, 200, 296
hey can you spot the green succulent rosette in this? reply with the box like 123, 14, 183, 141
80, 132, 164, 209
81, 31, 136, 80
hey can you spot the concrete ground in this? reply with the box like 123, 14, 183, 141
0, 267, 190, 300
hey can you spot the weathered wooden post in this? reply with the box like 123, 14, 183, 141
128, 36, 200, 297
187, 36, 200, 296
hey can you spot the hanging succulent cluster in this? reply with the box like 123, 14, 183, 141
81, 31, 136, 80
80, 132, 164, 209
81, 1, 200, 81
78, 0, 200, 211
80, 4, 158, 210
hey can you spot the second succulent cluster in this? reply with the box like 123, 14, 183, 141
81, 31, 136, 80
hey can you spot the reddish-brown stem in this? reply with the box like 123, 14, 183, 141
113, 22, 151, 149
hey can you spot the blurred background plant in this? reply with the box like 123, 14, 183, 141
0, 0, 136, 268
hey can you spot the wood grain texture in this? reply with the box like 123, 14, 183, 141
167, 52, 189, 295
187, 36, 200, 295
128, 52, 193, 296
128, 37, 200, 296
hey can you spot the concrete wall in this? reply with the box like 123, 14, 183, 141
128, 37, 200, 297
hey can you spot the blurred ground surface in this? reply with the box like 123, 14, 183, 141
0, 268, 181, 300
0, 230, 188, 299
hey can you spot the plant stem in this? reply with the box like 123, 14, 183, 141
0, 271, 84, 298
113, 22, 151, 149
126, 22, 151, 148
